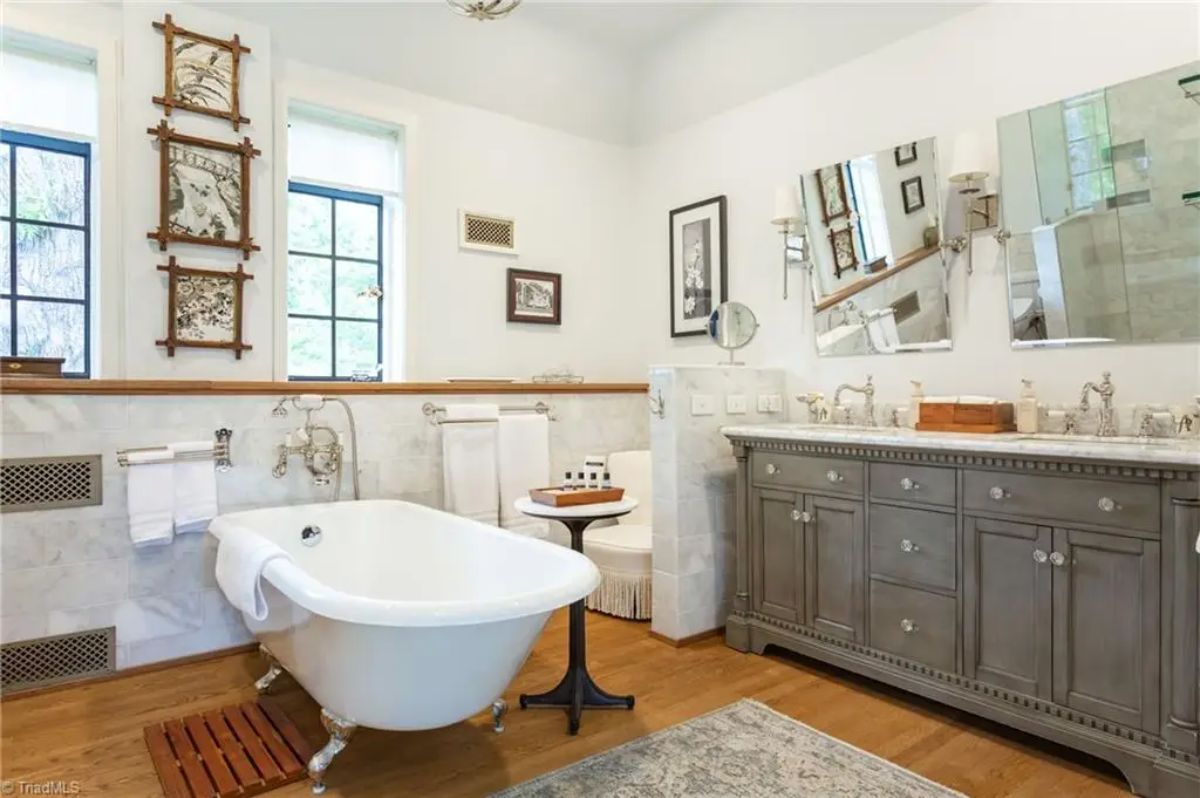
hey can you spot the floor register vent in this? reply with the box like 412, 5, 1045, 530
0, 454, 102, 513
1, 627, 116, 693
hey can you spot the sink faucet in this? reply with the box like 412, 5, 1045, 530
1079, 371, 1116, 437
834, 375, 875, 427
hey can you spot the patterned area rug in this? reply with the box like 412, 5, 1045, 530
492, 699, 965, 797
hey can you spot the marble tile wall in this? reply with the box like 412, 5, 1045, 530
0, 392, 649, 668
648, 366, 788, 641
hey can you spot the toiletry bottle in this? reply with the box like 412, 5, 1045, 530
588, 471, 599, 489
601, 471, 612, 489
1017, 379, 1038, 433
909, 380, 924, 429
562, 471, 573, 490
576, 471, 586, 490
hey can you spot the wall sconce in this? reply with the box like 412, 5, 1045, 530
771, 185, 806, 299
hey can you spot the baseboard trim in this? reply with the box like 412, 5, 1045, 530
649, 627, 725, 648
0, 642, 259, 702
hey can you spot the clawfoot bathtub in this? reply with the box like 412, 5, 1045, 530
210, 500, 600, 793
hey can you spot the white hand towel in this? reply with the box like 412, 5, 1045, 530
126, 450, 175, 547
441, 403, 500, 525
498, 414, 550, 539
214, 526, 293, 621
170, 441, 218, 534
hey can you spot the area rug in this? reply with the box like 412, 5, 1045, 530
492, 699, 965, 797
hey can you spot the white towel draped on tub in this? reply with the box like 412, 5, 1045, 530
170, 441, 219, 534
126, 451, 175, 547
498, 414, 550, 539
215, 527, 293, 621
441, 404, 501, 525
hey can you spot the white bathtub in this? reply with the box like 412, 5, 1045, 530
209, 499, 599, 733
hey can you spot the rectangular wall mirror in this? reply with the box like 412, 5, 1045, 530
800, 136, 951, 357
998, 61, 1200, 348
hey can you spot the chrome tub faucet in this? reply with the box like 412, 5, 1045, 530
1079, 371, 1116, 437
833, 375, 875, 427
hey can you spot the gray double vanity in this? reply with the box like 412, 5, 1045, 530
722, 425, 1200, 797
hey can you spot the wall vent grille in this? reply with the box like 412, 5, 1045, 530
891, 291, 921, 324
1, 627, 116, 693
460, 210, 517, 254
1, 455, 102, 513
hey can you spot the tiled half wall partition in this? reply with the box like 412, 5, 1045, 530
0, 390, 649, 669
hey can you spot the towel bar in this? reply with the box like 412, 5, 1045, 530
421, 402, 554, 425
116, 428, 233, 471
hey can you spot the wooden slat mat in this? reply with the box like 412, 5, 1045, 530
144, 698, 315, 798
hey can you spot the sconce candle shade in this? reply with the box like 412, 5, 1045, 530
772, 185, 803, 226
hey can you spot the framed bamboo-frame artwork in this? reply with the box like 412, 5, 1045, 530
152, 14, 251, 130
156, 257, 253, 359
147, 121, 261, 258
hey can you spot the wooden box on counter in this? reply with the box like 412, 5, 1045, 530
529, 487, 625, 507
916, 401, 1015, 434
1, 356, 65, 379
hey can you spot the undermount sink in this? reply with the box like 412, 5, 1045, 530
1013, 434, 1176, 447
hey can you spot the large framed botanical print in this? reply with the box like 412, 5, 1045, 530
156, 257, 253, 359
152, 14, 251, 130
669, 196, 727, 338
816, 164, 849, 225
147, 121, 261, 258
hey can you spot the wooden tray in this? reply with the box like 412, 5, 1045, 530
530, 486, 625, 507
919, 401, 1015, 433
915, 421, 1016, 434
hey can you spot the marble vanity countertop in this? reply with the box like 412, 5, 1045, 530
720, 423, 1200, 469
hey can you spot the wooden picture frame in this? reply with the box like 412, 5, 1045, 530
147, 121, 261, 258
506, 268, 562, 325
815, 164, 850, 225
828, 226, 860, 279
669, 195, 727, 338
901, 176, 926, 214
157, 257, 253, 359
894, 142, 918, 166
152, 14, 250, 130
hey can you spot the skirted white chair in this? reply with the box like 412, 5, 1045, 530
580, 450, 652, 620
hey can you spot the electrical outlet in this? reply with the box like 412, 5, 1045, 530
756, 395, 771, 413
726, 394, 748, 414
691, 394, 717, 416
761, 394, 783, 413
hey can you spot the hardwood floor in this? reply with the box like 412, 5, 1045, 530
0, 610, 1129, 797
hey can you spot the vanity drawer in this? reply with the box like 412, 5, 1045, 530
869, 580, 957, 672
751, 452, 863, 496
870, 463, 956, 507
962, 470, 1159, 532
870, 505, 956, 592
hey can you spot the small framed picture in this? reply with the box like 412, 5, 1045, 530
901, 176, 926, 214
894, 142, 918, 166
507, 268, 561, 325
669, 195, 727, 337
157, 257, 253, 359
815, 165, 849, 225
152, 14, 250, 130
828, 226, 859, 278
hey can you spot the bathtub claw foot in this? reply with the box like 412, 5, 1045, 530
492, 699, 508, 733
308, 709, 357, 795
254, 646, 284, 694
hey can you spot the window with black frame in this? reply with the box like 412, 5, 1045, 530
286, 182, 384, 380
0, 130, 91, 377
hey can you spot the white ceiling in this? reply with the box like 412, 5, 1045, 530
518, 1, 720, 59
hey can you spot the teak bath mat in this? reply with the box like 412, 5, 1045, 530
144, 698, 314, 798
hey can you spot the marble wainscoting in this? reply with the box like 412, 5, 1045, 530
0, 391, 648, 669
649, 366, 789, 641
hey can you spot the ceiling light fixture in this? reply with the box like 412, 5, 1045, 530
447, 0, 522, 21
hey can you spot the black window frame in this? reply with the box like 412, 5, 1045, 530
286, 181, 385, 382
1, 129, 92, 378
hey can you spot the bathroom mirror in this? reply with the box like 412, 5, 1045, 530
708, 301, 758, 363
998, 61, 1200, 348
799, 137, 952, 357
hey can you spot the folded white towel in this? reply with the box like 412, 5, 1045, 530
214, 527, 292, 621
498, 414, 550, 539
958, 395, 1002, 405
170, 441, 218, 534
441, 404, 500, 525
126, 450, 175, 548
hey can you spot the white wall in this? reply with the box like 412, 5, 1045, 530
634, 1, 1200, 406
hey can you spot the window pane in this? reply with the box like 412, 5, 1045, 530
15, 147, 85, 225
1072, 172, 1102, 210
287, 255, 331, 315
288, 317, 331, 377
288, 192, 331, 254
0, 146, 9, 214
16, 223, 84, 299
1, 224, 9, 294
335, 320, 377, 377
1068, 139, 1101, 175
334, 259, 379, 319
335, 199, 378, 259
17, 300, 84, 372
0, 299, 9, 353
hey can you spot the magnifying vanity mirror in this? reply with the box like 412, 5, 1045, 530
708, 301, 758, 364
998, 60, 1200, 348
798, 137, 952, 357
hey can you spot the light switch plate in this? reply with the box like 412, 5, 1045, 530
756, 395, 771, 413
726, 394, 748, 414
691, 394, 717, 416
763, 394, 783, 413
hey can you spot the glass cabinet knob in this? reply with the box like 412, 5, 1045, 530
1097, 496, 1118, 512
826, 470, 843, 483
790, 508, 801, 522
900, 538, 919, 553
766, 463, 779, 475
900, 477, 919, 491
989, 486, 1009, 501
1049, 551, 1066, 567
899, 618, 917, 634
1033, 548, 1048, 564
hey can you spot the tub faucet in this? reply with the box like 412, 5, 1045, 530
833, 375, 875, 427
1078, 371, 1116, 437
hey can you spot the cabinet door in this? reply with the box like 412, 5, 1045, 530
1052, 528, 1160, 732
804, 494, 865, 642
964, 516, 1052, 698
750, 488, 803, 623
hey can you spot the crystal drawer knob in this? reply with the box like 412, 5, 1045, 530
900, 538, 920, 553
1097, 496, 1119, 512
899, 618, 917, 634
766, 463, 779, 475
826, 470, 843, 483
1033, 548, 1048, 564
900, 477, 919, 492
989, 486, 1009, 501
1049, 551, 1066, 567
791, 509, 802, 522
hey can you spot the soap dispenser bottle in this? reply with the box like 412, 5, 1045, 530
1017, 379, 1038, 433
909, 380, 924, 429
